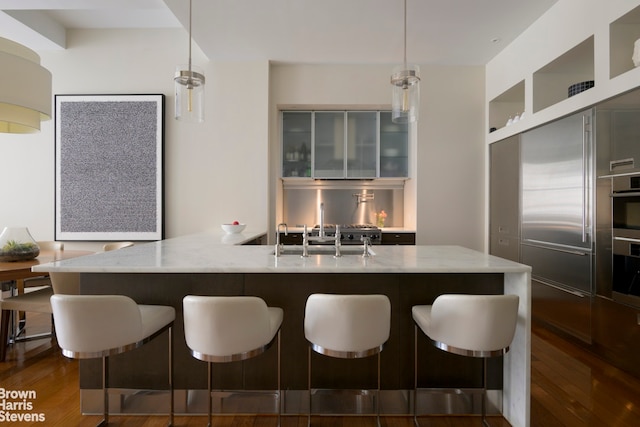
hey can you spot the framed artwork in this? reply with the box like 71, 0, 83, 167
55, 94, 164, 241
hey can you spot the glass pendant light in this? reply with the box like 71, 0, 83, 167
390, 0, 420, 124
174, 0, 205, 123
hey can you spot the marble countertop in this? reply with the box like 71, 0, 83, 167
32, 231, 530, 275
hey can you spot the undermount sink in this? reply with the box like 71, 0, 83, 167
274, 245, 376, 257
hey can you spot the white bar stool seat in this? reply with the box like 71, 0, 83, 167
304, 293, 391, 427
50, 294, 175, 426
412, 294, 519, 427
182, 295, 283, 427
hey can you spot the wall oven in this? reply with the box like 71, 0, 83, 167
611, 174, 640, 308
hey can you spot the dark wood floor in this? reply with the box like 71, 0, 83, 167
1, 314, 640, 426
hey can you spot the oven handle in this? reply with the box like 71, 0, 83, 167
613, 236, 640, 244
613, 236, 640, 257
611, 191, 640, 198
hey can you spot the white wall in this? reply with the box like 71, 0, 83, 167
269, 63, 485, 250
0, 29, 270, 250
416, 66, 485, 249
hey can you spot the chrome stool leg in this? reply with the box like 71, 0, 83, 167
168, 325, 174, 427
376, 351, 381, 427
277, 330, 281, 427
307, 346, 311, 427
413, 324, 420, 427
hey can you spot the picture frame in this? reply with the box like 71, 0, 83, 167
55, 94, 164, 241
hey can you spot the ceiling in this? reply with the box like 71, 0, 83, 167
0, 0, 558, 66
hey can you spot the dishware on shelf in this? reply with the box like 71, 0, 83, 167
0, 227, 40, 262
633, 38, 640, 67
221, 223, 246, 234
568, 80, 594, 97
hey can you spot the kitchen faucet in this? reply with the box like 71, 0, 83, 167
308, 202, 335, 243
361, 236, 371, 258
319, 202, 325, 239
275, 223, 288, 257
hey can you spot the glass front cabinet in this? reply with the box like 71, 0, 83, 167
281, 110, 408, 179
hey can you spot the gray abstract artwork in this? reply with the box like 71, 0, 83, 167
55, 95, 163, 241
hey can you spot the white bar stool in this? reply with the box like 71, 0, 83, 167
304, 293, 391, 427
412, 294, 519, 427
50, 294, 175, 426
182, 295, 284, 427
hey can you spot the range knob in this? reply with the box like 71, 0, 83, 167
347, 234, 355, 240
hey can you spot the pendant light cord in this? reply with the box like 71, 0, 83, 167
403, 0, 407, 68
188, 0, 193, 74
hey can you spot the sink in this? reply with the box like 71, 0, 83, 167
274, 245, 375, 256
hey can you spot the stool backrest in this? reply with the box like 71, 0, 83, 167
49, 272, 80, 295
430, 294, 519, 353
103, 241, 134, 251
37, 241, 64, 251
51, 294, 143, 355
304, 293, 391, 353
183, 295, 274, 357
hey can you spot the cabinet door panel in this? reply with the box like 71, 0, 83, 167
489, 136, 520, 238
380, 112, 409, 177
532, 278, 592, 343
282, 112, 312, 178
346, 112, 377, 178
314, 112, 345, 178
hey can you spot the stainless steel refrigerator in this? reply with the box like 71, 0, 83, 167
520, 108, 594, 343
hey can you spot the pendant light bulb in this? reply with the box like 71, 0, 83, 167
391, 0, 420, 124
175, 0, 205, 123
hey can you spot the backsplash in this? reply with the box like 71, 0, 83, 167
282, 181, 404, 227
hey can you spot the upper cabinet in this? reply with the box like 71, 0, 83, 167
281, 110, 408, 179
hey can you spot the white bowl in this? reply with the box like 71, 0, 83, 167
221, 223, 246, 234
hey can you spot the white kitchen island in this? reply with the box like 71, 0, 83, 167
34, 231, 531, 427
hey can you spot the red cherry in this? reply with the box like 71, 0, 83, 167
232, 221, 240, 225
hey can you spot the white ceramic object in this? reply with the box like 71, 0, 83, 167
221, 223, 246, 234
633, 38, 640, 67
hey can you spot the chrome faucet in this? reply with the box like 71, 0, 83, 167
334, 224, 341, 257
275, 223, 288, 257
302, 224, 309, 257
309, 202, 333, 243
319, 202, 325, 239
361, 236, 371, 258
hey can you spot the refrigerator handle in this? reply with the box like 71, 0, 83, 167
582, 114, 589, 243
